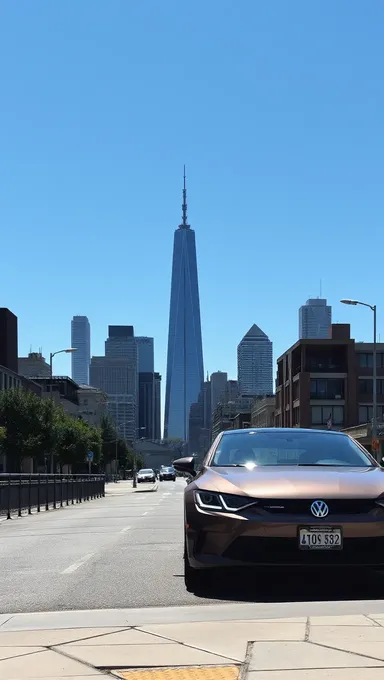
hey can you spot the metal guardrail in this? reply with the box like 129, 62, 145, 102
0, 473, 105, 519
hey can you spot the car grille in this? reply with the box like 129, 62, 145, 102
223, 536, 384, 565
256, 499, 377, 516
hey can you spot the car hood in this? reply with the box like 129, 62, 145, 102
195, 466, 384, 499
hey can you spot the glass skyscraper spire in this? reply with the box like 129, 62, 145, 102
164, 169, 204, 441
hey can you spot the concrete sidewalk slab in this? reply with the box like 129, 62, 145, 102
2, 611, 384, 679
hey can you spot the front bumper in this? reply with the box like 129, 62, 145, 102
186, 505, 384, 569
137, 477, 155, 483
162, 474, 176, 480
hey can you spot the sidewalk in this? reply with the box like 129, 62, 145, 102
1, 605, 384, 679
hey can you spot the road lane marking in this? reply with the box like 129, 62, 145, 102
61, 553, 95, 575
120, 526, 132, 533
142, 511, 148, 515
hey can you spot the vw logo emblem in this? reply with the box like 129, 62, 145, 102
311, 500, 329, 518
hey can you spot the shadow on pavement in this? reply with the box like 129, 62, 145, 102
192, 567, 384, 603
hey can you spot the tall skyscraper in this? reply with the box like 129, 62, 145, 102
154, 372, 162, 440
90, 326, 138, 441
210, 371, 228, 415
164, 169, 204, 440
299, 298, 332, 339
71, 316, 90, 385
136, 337, 156, 440
237, 324, 273, 396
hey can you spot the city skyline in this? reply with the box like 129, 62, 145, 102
164, 169, 204, 441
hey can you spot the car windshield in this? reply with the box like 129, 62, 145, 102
211, 431, 374, 468
163, 467, 174, 472
139, 469, 153, 474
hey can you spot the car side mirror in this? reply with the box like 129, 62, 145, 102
173, 456, 196, 477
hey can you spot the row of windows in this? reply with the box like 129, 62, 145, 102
310, 379, 344, 400
359, 379, 384, 395
311, 405, 344, 426
358, 405, 384, 424
358, 352, 384, 368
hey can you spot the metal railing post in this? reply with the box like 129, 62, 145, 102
37, 474, 41, 511
28, 474, 32, 514
7, 474, 11, 520
18, 475, 22, 517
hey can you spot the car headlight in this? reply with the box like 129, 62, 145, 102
194, 490, 257, 512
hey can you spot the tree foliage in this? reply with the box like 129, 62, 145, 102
0, 389, 103, 472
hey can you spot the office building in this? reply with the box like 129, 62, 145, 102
19, 352, 50, 378
164, 169, 204, 440
299, 298, 332, 339
188, 379, 211, 458
136, 337, 155, 439
90, 326, 138, 441
71, 316, 91, 385
0, 309, 18, 373
275, 324, 384, 447
237, 324, 273, 396
210, 371, 228, 415
154, 372, 162, 439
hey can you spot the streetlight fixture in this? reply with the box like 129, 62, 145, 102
49, 348, 77, 377
340, 298, 377, 442
48, 348, 77, 472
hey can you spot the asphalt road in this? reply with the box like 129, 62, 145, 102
1, 478, 384, 614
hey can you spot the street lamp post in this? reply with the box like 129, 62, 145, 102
340, 299, 377, 443
49, 348, 77, 472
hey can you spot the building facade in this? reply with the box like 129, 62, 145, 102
154, 372, 162, 439
275, 323, 384, 431
299, 299, 332, 339
251, 395, 275, 428
210, 371, 228, 415
237, 324, 273, 396
89, 326, 139, 441
19, 352, 50, 378
77, 384, 108, 426
71, 316, 91, 385
0, 308, 18, 373
164, 170, 204, 440
136, 337, 155, 439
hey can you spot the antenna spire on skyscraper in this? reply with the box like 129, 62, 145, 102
181, 165, 189, 228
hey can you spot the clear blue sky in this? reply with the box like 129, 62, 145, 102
1, 1, 383, 387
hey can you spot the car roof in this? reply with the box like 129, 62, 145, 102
222, 427, 346, 437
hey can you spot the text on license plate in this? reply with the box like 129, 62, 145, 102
299, 528, 342, 550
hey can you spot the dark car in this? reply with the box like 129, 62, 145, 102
159, 466, 176, 481
173, 428, 384, 592
137, 468, 156, 484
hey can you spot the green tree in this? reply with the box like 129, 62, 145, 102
0, 389, 55, 471
56, 417, 90, 467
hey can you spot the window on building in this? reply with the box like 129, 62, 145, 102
311, 405, 344, 426
293, 406, 300, 425
359, 405, 384, 424
310, 378, 344, 399
359, 353, 373, 368
358, 379, 384, 396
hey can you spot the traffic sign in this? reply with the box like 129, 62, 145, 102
87, 451, 94, 461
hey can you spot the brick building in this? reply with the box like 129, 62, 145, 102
275, 324, 384, 431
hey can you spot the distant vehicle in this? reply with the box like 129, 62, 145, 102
159, 466, 176, 482
137, 468, 156, 484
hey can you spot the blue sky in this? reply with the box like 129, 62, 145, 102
1, 1, 383, 390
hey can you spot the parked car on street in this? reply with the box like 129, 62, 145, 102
137, 468, 156, 484
159, 466, 176, 481
174, 428, 384, 592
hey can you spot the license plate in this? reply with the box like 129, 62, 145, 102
299, 527, 343, 550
